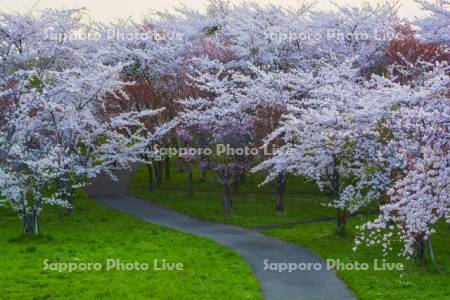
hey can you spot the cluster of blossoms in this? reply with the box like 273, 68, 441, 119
355, 61, 450, 257
171, 0, 449, 258
0, 0, 448, 260
0, 9, 171, 234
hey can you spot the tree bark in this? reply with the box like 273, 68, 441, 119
145, 163, 154, 192
164, 156, 170, 180
416, 238, 426, 263
331, 157, 346, 235
178, 159, 185, 172
187, 169, 193, 197
156, 160, 163, 186
200, 156, 208, 181
154, 161, 159, 185
223, 171, 233, 215
427, 239, 435, 265
336, 208, 347, 236
22, 211, 39, 235
276, 173, 287, 212
240, 169, 246, 183
223, 181, 232, 215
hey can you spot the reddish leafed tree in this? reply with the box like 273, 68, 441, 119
0, 79, 18, 127
384, 24, 449, 83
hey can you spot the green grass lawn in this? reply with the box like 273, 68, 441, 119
265, 220, 450, 300
0, 191, 262, 300
131, 165, 337, 228
132, 164, 450, 300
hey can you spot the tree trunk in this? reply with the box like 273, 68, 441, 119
34, 212, 39, 235
416, 238, 426, 263
330, 159, 346, 235
156, 160, 163, 186
336, 208, 347, 236
240, 170, 246, 183
223, 182, 232, 215
200, 157, 209, 181
22, 211, 39, 235
187, 169, 193, 197
164, 156, 170, 180
145, 163, 154, 192
23, 214, 34, 235
178, 159, 185, 172
154, 161, 159, 185
276, 174, 287, 212
427, 239, 435, 265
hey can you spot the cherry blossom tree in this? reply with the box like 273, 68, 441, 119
0, 0, 447, 248
178, 62, 260, 213
0, 9, 169, 234
254, 59, 403, 234
415, 0, 450, 45
355, 61, 449, 261
310, 1, 400, 72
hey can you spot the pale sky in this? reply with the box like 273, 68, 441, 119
0, 0, 425, 22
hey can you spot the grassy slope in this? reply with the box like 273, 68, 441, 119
132, 165, 450, 300
0, 191, 262, 300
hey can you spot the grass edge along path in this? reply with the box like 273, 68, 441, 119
131, 164, 450, 300
0, 191, 262, 300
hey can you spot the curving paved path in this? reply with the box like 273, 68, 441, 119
86, 168, 355, 300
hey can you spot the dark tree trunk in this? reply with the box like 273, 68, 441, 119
23, 214, 34, 235
164, 156, 170, 180
336, 208, 347, 236
22, 211, 39, 235
156, 160, 163, 186
330, 157, 347, 235
154, 161, 159, 184
427, 239, 435, 265
276, 174, 287, 212
178, 159, 185, 172
187, 169, 193, 197
223, 181, 232, 215
240, 169, 246, 183
416, 238, 426, 263
145, 163, 154, 192
200, 157, 209, 181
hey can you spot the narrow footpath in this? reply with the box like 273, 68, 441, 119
86, 168, 355, 300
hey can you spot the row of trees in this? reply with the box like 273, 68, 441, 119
1, 1, 448, 261
0, 9, 172, 234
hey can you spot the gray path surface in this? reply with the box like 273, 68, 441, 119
86, 168, 355, 300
